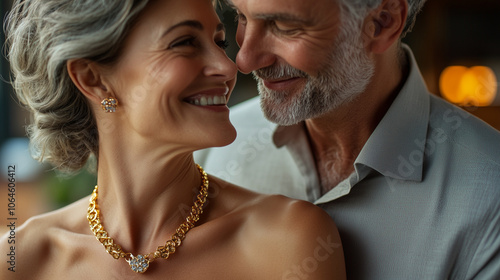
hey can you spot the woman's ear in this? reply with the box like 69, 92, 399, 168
67, 59, 112, 104
363, 0, 408, 54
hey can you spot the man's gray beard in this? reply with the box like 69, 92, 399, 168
253, 23, 376, 126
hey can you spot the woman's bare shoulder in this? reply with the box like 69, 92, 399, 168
210, 175, 339, 232
210, 177, 346, 279
0, 196, 90, 279
249, 194, 342, 243
18, 195, 89, 236
248, 195, 346, 279
212, 176, 337, 231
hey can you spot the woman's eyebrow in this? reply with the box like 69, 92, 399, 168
163, 20, 204, 37
161, 20, 225, 38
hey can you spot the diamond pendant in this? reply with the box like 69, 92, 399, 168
126, 254, 150, 273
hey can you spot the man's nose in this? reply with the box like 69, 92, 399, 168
235, 24, 276, 74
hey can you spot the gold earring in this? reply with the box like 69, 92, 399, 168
101, 97, 118, 113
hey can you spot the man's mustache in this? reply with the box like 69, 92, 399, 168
252, 63, 308, 80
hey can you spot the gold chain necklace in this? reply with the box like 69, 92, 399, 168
87, 164, 209, 273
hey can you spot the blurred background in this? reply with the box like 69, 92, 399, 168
1, 0, 499, 234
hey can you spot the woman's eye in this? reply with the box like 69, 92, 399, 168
216, 40, 229, 50
169, 37, 197, 49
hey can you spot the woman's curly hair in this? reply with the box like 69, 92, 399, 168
5, 0, 149, 173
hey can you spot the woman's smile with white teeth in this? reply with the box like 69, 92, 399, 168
188, 95, 227, 106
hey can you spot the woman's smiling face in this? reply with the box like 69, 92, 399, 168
103, 0, 238, 150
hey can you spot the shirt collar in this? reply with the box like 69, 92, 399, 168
273, 122, 301, 148
354, 44, 430, 182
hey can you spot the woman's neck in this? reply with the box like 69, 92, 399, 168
93, 135, 204, 254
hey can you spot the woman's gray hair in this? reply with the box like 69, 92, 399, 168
338, 0, 427, 37
5, 0, 149, 173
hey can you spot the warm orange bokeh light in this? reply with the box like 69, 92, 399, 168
439, 66, 498, 106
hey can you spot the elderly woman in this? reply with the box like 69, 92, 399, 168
1, 0, 345, 279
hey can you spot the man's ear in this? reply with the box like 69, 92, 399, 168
67, 59, 113, 104
363, 0, 407, 54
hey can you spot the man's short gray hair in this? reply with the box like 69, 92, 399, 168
338, 0, 427, 37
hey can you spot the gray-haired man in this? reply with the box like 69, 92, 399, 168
196, 0, 500, 278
